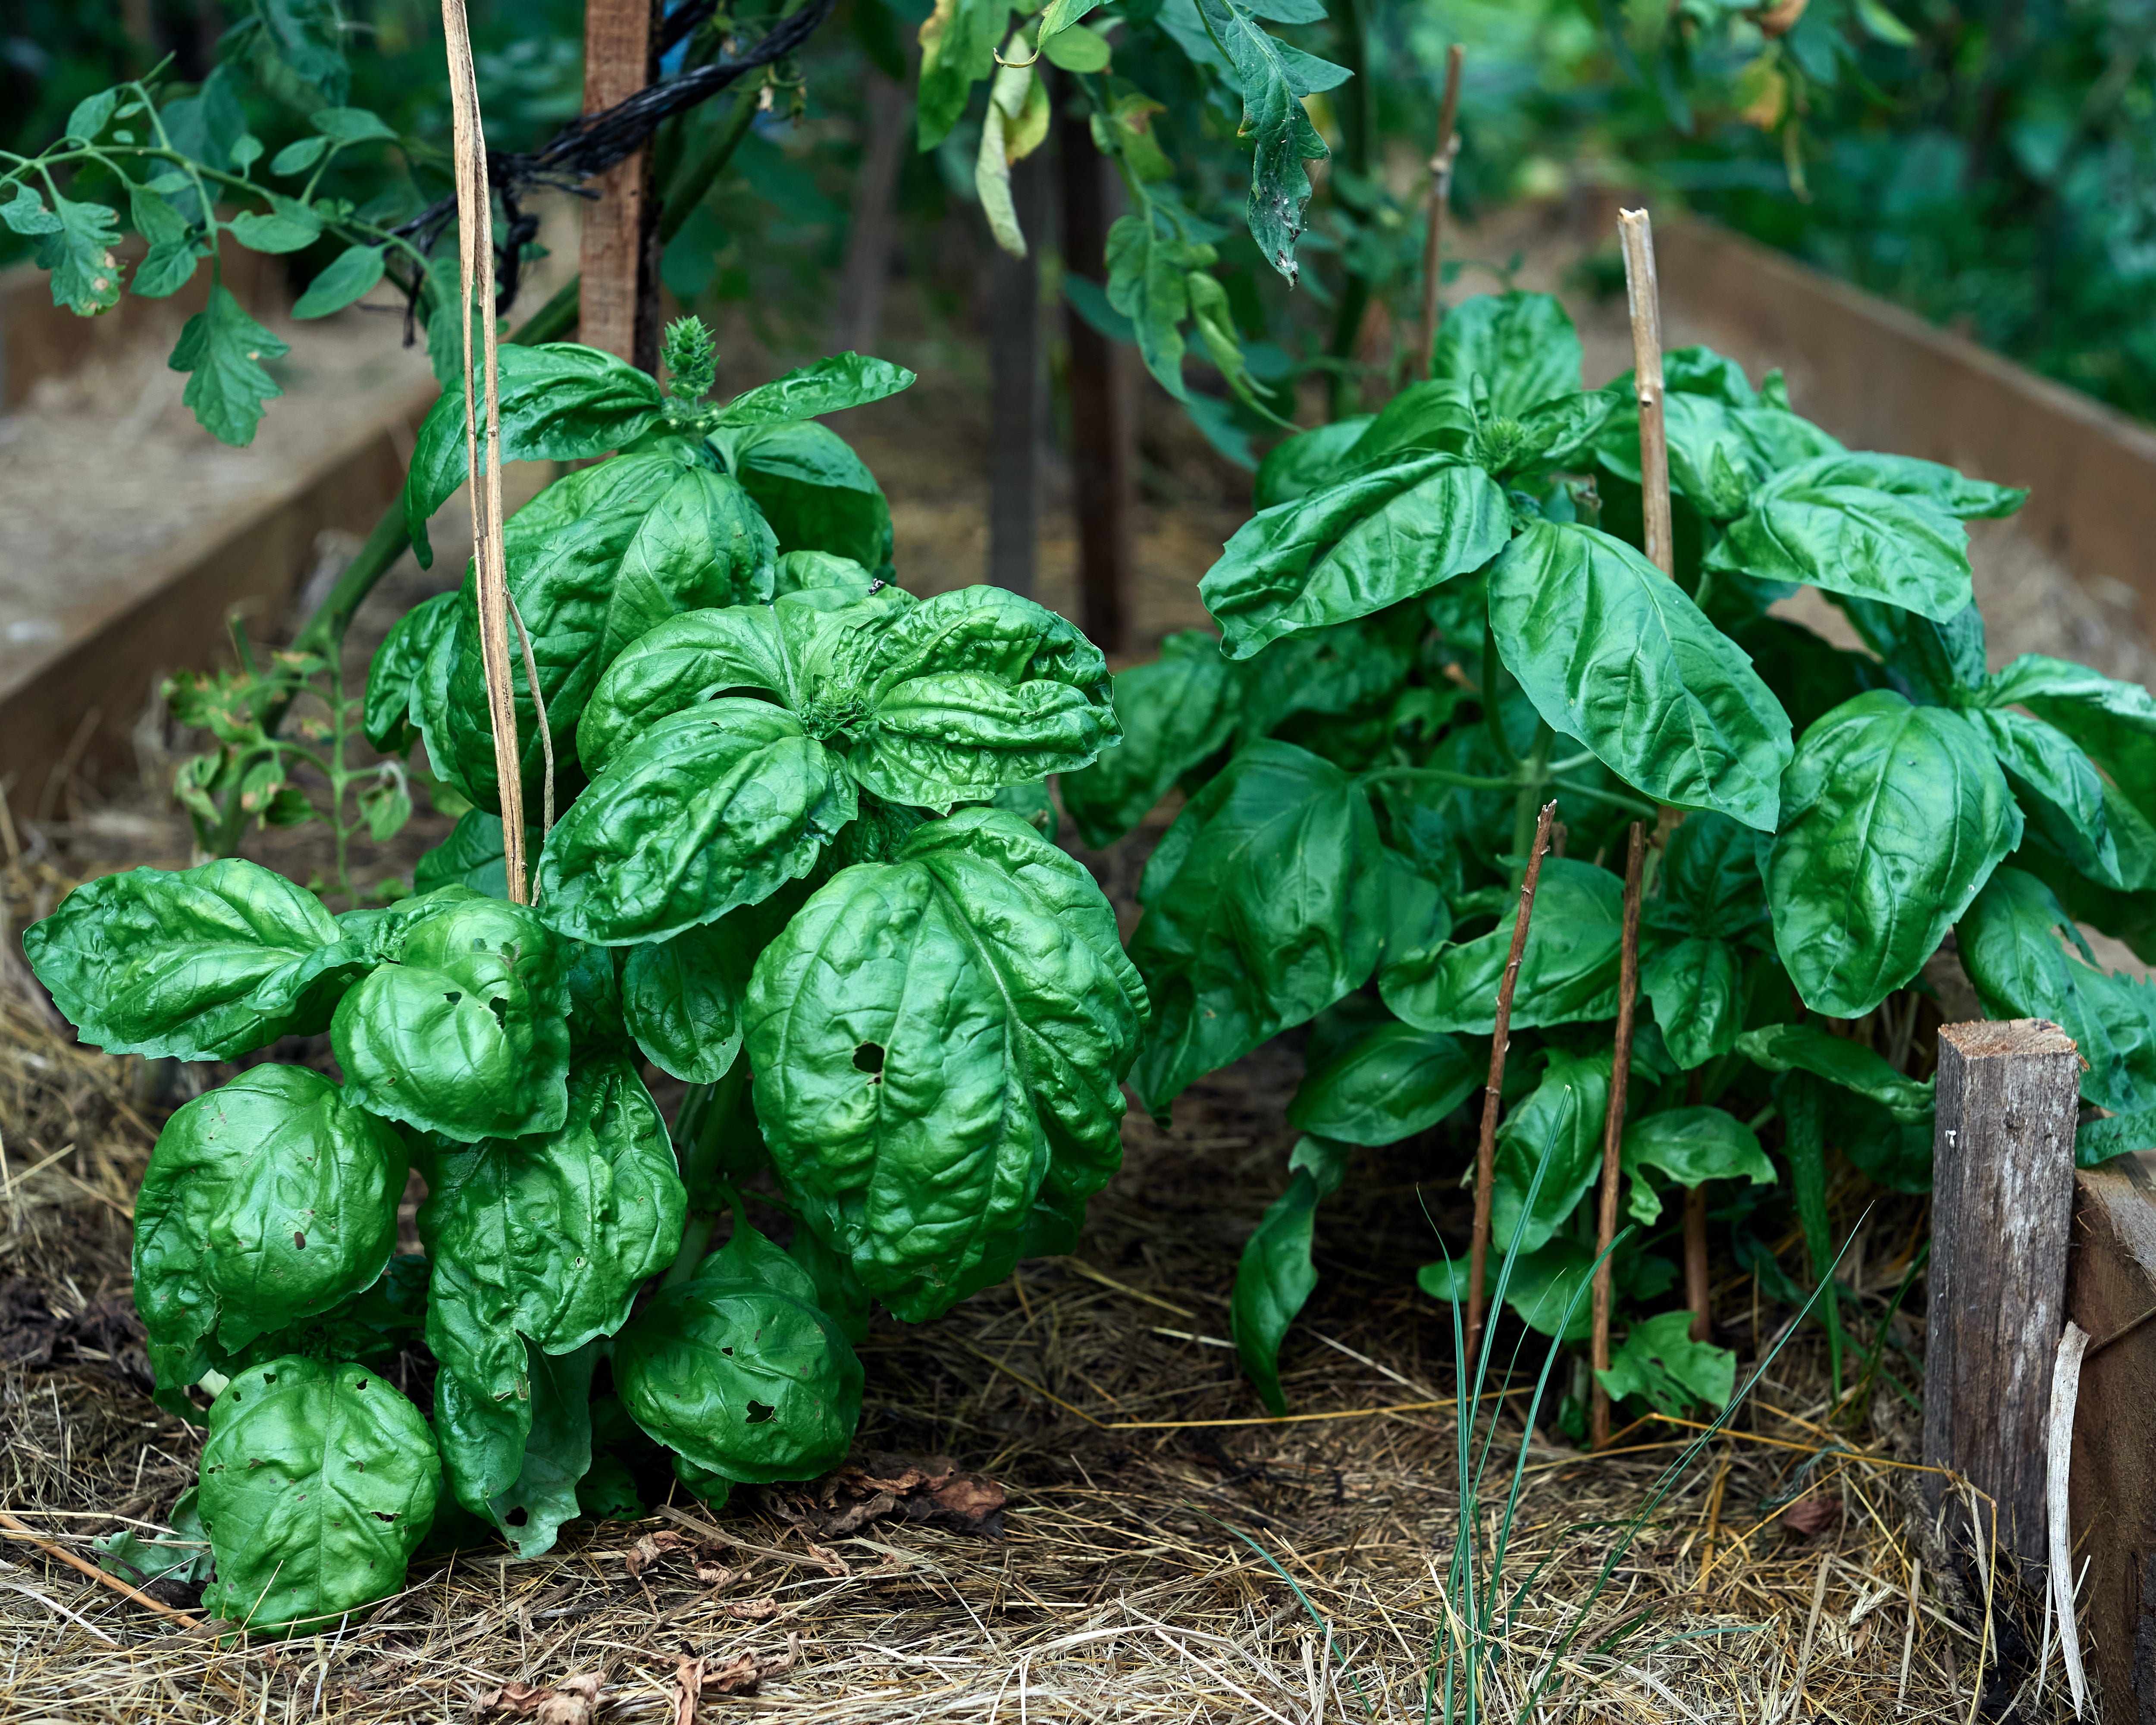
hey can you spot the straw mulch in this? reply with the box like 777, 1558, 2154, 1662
0, 749, 2090, 1723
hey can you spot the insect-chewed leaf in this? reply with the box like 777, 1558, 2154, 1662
170, 285, 290, 446
614, 1278, 863, 1485
1382, 858, 1626, 1035
331, 889, 573, 1139
363, 589, 457, 755
535, 700, 856, 945
1060, 630, 1241, 848
1596, 1311, 1735, 1416
1129, 742, 1385, 1114
134, 1066, 405, 1414
1432, 291, 1583, 414
1619, 1107, 1774, 1224
1286, 1018, 1482, 1145
1704, 470, 1976, 622
403, 344, 666, 565
197, 1356, 440, 1637
421, 452, 778, 815
747, 809, 1148, 1321
712, 352, 917, 428
1764, 691, 2020, 1018
1200, 454, 1512, 658
1191, 0, 1336, 282
1490, 522, 1792, 832
23, 858, 356, 1061
719, 420, 895, 574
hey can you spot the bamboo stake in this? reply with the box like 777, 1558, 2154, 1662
440, 0, 526, 901
1590, 820, 1646, 1450
0, 1508, 203, 1630
1617, 209, 1673, 578
1413, 44, 1466, 380
1464, 799, 1557, 1363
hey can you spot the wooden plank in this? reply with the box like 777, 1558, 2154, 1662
2068, 1150, 2156, 1723
1923, 1018, 2081, 1565
579, 0, 662, 370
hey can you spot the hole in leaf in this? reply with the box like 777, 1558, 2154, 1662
353, 1459, 365, 1472
853, 1042, 885, 1076
372, 1510, 398, 1523
745, 1401, 776, 1424
444, 991, 463, 1007
353, 1377, 370, 1390
293, 1232, 306, 1250
489, 997, 508, 1028
260, 1374, 273, 1385
505, 1506, 529, 1527
720, 1346, 733, 1357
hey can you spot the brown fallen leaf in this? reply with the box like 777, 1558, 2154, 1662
626, 1532, 693, 1578
772, 1452, 1006, 1540
671, 1652, 703, 1725
701, 1634, 801, 1697
719, 1597, 779, 1621
476, 1671, 606, 1723
624, 1531, 738, 1591
1782, 1492, 1841, 1537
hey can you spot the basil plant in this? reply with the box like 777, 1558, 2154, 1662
1060, 288, 2156, 1423
25, 320, 1147, 1636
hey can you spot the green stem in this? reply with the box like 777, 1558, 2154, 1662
663, 1213, 716, 1288
329, 656, 354, 909
1548, 776, 1657, 819
1783, 1073, 1844, 1398
1481, 618, 1519, 771
1358, 764, 1516, 795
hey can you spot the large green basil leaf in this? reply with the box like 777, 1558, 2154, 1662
1060, 630, 1242, 848
135, 1066, 405, 1414
1433, 291, 1581, 415
1492, 1048, 1610, 1255
1598, 1310, 1734, 1417
1420, 1238, 1595, 1342
1985, 654, 2156, 824
1764, 691, 2020, 1017
197, 1357, 440, 1636
614, 1278, 863, 1484
1129, 741, 1383, 1114
1345, 381, 1476, 467
23, 858, 355, 1061
718, 420, 895, 574
746, 810, 1147, 1320
363, 590, 457, 755
1733, 1022, 1934, 1121
620, 888, 804, 1083
1198, 454, 1511, 658
1190, 0, 1335, 284
1381, 858, 1625, 1035
1620, 1107, 1774, 1225
1254, 416, 1373, 508
404, 343, 666, 566
1829, 594, 1987, 707
1286, 1019, 1482, 1145
1769, 452, 2026, 521
1490, 522, 1792, 831
1703, 476, 1974, 622
535, 701, 855, 945
1235, 604, 1424, 740
1957, 867, 2156, 1128
712, 352, 917, 429
1230, 1145, 1350, 1416
1599, 392, 1844, 520
1656, 811, 1769, 939
1971, 707, 2119, 887
1640, 936, 1742, 1071
332, 889, 573, 1139
419, 452, 778, 814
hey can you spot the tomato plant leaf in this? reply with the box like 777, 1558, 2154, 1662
1105, 213, 1192, 398
292, 242, 385, 318
1190, 0, 1335, 283
169, 285, 290, 446
229, 193, 323, 253
31, 191, 122, 314
916, 0, 1012, 150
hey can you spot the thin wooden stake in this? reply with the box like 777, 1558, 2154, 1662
441, 0, 526, 901
1617, 210, 1673, 578
1590, 820, 1646, 1450
579, 0, 661, 369
1685, 1183, 1712, 1342
1413, 43, 1465, 380
1465, 799, 1557, 1362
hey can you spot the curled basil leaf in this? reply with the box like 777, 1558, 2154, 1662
718, 419, 895, 574
1705, 471, 1976, 623
1620, 1107, 1774, 1224
747, 809, 1148, 1321
197, 1356, 441, 1636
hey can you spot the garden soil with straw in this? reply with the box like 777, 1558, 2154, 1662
0, 238, 2131, 1721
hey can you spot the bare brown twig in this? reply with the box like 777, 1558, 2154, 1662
1413, 44, 1466, 380
1590, 820, 1646, 1450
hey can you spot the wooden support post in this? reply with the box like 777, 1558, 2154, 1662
988, 150, 1044, 598
1616, 209, 1673, 579
1056, 85, 1133, 653
1924, 1018, 2081, 1566
2068, 1148, 2156, 1721
1590, 821, 1646, 1450
835, 71, 909, 354
580, 0, 663, 371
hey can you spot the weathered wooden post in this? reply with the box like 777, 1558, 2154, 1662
580, 0, 663, 370
1923, 1018, 2081, 1565
988, 149, 1044, 599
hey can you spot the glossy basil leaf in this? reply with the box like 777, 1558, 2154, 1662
24, 858, 348, 1061
1287, 1019, 1481, 1145
1985, 654, 2156, 823
1231, 1167, 1322, 1415
718, 420, 895, 575
1599, 392, 1844, 520
1733, 1022, 1934, 1122
363, 589, 457, 755
1190, 0, 1333, 282
1254, 416, 1373, 508
535, 701, 856, 945
1490, 523, 1792, 831
1130, 741, 1383, 1113
712, 353, 917, 429
1597, 1310, 1735, 1416
747, 810, 1147, 1320
332, 889, 573, 1139
403, 344, 666, 566
412, 811, 520, 898
1236, 605, 1424, 741
1657, 812, 1769, 939
1770, 451, 2026, 520
1828, 594, 1987, 707
1473, 389, 1622, 477
614, 1277, 863, 1485
1620, 1107, 1774, 1225
197, 1357, 440, 1636
1956, 867, 2156, 1127
1200, 454, 1511, 658
1433, 291, 1582, 415
1972, 707, 2119, 887
1764, 691, 2020, 1017
135, 1066, 405, 1413
1346, 381, 1476, 466
420, 452, 778, 814
1492, 1048, 1610, 1255
1640, 936, 1742, 1071
620, 896, 794, 1084
1421, 1238, 1593, 1342
1704, 477, 1975, 623
773, 548, 879, 600
1382, 859, 1625, 1035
